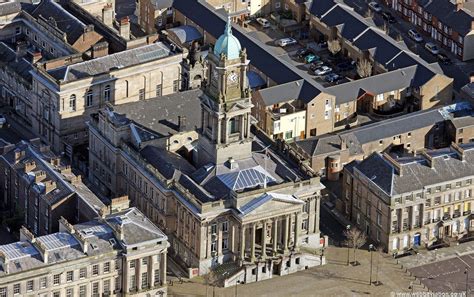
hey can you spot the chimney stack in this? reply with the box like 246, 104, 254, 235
119, 17, 130, 40
14, 149, 23, 164
382, 153, 403, 176
15, 41, 27, 59
456, 0, 464, 11
44, 180, 56, 194
420, 150, 434, 168
178, 116, 187, 132
20, 226, 35, 243
451, 142, 465, 161
24, 161, 36, 173
102, 4, 114, 27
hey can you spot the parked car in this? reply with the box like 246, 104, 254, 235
425, 42, 440, 55
305, 53, 320, 64
276, 37, 297, 47
256, 17, 270, 28
309, 60, 325, 72
0, 115, 6, 126
296, 48, 311, 59
368, 2, 382, 12
314, 66, 333, 76
381, 11, 396, 23
408, 29, 423, 42
437, 53, 452, 65
336, 61, 356, 72
325, 73, 341, 83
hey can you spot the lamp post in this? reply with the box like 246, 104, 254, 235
235, 280, 241, 297
346, 225, 351, 266
465, 268, 469, 296
369, 244, 374, 285
320, 247, 325, 265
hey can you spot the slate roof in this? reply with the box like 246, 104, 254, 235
0, 42, 34, 84
320, 5, 369, 41
30, 0, 87, 45
355, 145, 474, 196
47, 43, 171, 82
112, 88, 203, 138
0, 207, 166, 275
258, 79, 316, 105
424, 0, 474, 36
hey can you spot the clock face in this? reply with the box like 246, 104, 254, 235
228, 72, 238, 84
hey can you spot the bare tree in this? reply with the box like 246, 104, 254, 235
327, 39, 341, 56
357, 59, 373, 78
343, 227, 367, 265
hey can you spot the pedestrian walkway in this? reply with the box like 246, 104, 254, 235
397, 240, 474, 270
168, 247, 421, 297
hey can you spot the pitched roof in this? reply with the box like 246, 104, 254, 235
424, 0, 474, 36
30, 0, 87, 45
258, 80, 316, 105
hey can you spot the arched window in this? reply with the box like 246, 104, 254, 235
86, 90, 93, 107
104, 85, 111, 102
229, 117, 238, 134
69, 94, 76, 111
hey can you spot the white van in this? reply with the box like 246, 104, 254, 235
276, 38, 297, 47
256, 18, 270, 28
408, 29, 423, 42
424, 42, 440, 55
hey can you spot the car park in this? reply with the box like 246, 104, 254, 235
325, 73, 341, 83
314, 66, 333, 76
295, 48, 311, 59
256, 17, 270, 28
368, 2, 382, 12
305, 53, 320, 64
381, 11, 396, 23
276, 37, 297, 47
437, 53, 452, 65
408, 29, 423, 42
425, 42, 440, 55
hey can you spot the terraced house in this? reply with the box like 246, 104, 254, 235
389, 0, 474, 61
343, 143, 474, 254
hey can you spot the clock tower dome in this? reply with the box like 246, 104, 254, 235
198, 17, 253, 166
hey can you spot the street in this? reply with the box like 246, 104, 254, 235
343, 0, 474, 91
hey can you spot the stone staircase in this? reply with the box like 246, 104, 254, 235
210, 261, 243, 286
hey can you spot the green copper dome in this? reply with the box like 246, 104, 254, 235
214, 17, 241, 60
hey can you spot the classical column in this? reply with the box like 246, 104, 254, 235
251, 223, 256, 261
420, 204, 424, 228
216, 118, 222, 144
272, 218, 278, 254
240, 225, 246, 261
315, 197, 320, 233
149, 255, 154, 288
246, 114, 251, 138
261, 221, 267, 259
137, 258, 142, 290
240, 115, 245, 140
295, 212, 302, 250
283, 215, 289, 253
160, 251, 167, 286
224, 118, 230, 144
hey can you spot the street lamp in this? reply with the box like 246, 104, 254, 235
346, 225, 351, 266
320, 247, 325, 265
465, 268, 469, 296
369, 244, 374, 285
235, 280, 241, 297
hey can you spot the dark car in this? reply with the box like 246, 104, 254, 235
295, 48, 311, 59
336, 61, 356, 72
325, 73, 341, 83
381, 11, 396, 23
437, 53, 452, 65
309, 60, 325, 72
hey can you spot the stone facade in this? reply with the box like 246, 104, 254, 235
0, 202, 168, 297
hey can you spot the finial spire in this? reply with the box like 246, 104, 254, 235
225, 16, 232, 35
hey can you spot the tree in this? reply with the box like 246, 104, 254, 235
357, 59, 373, 78
327, 39, 341, 56
343, 227, 367, 265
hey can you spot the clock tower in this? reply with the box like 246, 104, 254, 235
198, 17, 253, 166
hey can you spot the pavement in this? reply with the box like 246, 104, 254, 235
168, 246, 422, 297
343, 0, 474, 92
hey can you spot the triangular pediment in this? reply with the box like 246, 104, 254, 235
238, 192, 304, 218
225, 101, 250, 112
